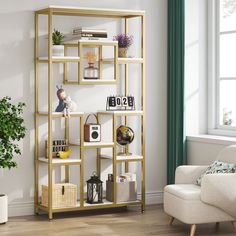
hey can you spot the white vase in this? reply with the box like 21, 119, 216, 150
0, 194, 8, 224
52, 45, 64, 57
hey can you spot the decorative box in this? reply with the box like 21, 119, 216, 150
42, 183, 77, 208
45, 139, 69, 158
106, 181, 137, 202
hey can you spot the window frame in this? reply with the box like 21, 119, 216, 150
208, 0, 236, 136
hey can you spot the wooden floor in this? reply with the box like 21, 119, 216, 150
0, 205, 235, 236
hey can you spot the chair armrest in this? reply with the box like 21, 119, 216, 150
201, 173, 236, 218
175, 165, 208, 184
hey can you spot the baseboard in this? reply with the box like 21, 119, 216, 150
8, 191, 163, 217
140, 190, 163, 205
8, 201, 34, 217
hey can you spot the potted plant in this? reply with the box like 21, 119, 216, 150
0, 97, 26, 224
113, 34, 134, 58
52, 29, 65, 57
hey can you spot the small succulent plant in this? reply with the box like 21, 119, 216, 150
113, 34, 134, 48
52, 29, 65, 45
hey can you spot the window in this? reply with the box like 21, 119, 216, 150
209, 0, 236, 135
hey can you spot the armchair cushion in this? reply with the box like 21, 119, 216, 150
196, 160, 236, 186
165, 184, 200, 200
201, 173, 236, 218
175, 165, 208, 184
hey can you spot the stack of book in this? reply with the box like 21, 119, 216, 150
62, 27, 108, 43
73, 27, 108, 40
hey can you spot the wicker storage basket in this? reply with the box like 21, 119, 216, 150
42, 183, 77, 208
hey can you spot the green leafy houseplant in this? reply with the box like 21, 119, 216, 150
52, 29, 65, 45
0, 97, 26, 169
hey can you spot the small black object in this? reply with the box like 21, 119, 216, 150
62, 185, 65, 195
86, 172, 103, 204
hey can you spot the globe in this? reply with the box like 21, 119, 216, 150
116, 125, 134, 146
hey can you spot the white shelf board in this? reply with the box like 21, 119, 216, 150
39, 157, 81, 165
42, 199, 140, 212
70, 140, 114, 148
46, 5, 145, 14
102, 57, 144, 64
84, 199, 113, 207
117, 155, 143, 161
80, 79, 116, 84
38, 56, 80, 59
98, 110, 143, 115
38, 111, 84, 117
100, 154, 143, 162
79, 39, 117, 44
84, 142, 114, 147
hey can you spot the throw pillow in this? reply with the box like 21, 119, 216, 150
196, 160, 236, 186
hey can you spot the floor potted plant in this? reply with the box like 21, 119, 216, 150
113, 34, 134, 58
52, 29, 65, 57
0, 97, 26, 224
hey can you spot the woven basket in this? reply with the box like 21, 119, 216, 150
42, 183, 77, 208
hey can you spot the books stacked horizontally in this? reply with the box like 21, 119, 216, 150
73, 27, 108, 40
62, 27, 108, 43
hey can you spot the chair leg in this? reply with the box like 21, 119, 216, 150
215, 222, 220, 229
190, 224, 196, 236
232, 221, 236, 231
169, 216, 175, 225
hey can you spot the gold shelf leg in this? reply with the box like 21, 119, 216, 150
34, 12, 39, 215
99, 45, 102, 80
124, 18, 129, 173
65, 117, 70, 183
141, 14, 146, 213
97, 113, 101, 177
113, 114, 117, 203
48, 9, 53, 220
79, 43, 82, 84
80, 116, 84, 207
63, 45, 68, 84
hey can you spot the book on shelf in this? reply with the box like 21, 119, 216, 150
71, 27, 108, 39
62, 33, 109, 43
72, 27, 107, 34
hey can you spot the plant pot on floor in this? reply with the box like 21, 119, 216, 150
0, 194, 8, 224
118, 48, 128, 58
52, 45, 64, 57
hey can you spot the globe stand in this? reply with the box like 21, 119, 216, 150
117, 146, 132, 156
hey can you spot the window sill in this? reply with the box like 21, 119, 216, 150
187, 134, 236, 145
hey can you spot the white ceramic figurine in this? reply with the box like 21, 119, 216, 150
55, 85, 77, 117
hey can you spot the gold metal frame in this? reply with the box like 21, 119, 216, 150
63, 41, 118, 85
34, 6, 145, 220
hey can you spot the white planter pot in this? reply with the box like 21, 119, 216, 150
52, 45, 64, 57
0, 194, 8, 224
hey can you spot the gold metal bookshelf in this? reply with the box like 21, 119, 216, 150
34, 6, 145, 220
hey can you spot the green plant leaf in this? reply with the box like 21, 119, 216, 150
0, 96, 26, 169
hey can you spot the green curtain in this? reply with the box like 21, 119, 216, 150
167, 0, 186, 184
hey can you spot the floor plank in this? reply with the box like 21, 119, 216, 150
0, 205, 235, 236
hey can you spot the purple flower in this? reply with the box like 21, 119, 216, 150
113, 34, 134, 48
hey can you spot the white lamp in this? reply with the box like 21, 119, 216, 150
0, 194, 8, 224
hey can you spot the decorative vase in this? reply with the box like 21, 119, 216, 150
0, 194, 8, 224
84, 63, 99, 80
118, 47, 128, 58
52, 45, 64, 57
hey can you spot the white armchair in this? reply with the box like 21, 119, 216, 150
164, 145, 236, 236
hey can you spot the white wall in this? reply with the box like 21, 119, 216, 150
0, 0, 167, 216
185, 0, 208, 136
